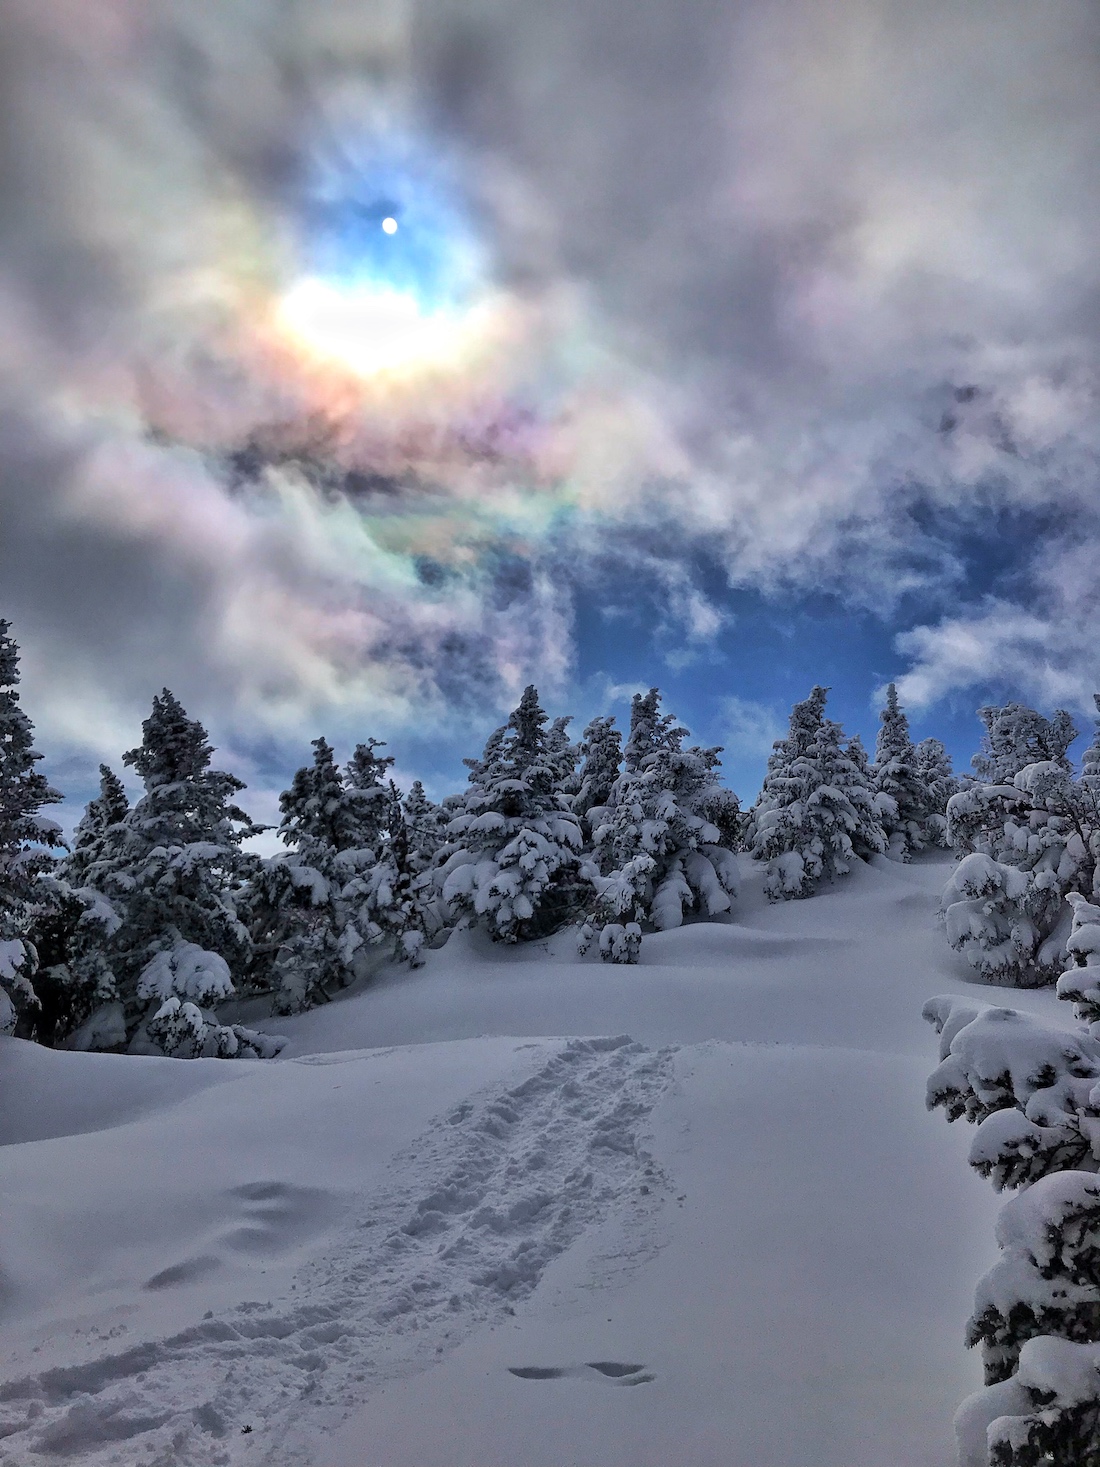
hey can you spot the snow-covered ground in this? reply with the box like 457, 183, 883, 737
0, 853, 1069, 1465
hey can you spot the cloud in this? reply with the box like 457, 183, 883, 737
4, 0, 1100, 773
896, 531, 1100, 717
719, 695, 785, 760
712, 694, 786, 797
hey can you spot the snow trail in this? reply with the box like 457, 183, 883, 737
0, 1036, 674, 1466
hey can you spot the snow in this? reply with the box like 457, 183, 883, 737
0, 851, 1074, 1464
0, 940, 27, 984
138, 943, 236, 1008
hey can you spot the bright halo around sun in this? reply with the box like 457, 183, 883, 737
277, 278, 493, 379
279, 128, 500, 379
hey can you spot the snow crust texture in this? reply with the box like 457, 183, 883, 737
0, 1035, 673, 1466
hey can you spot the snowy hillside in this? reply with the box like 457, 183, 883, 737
0, 852, 1069, 1466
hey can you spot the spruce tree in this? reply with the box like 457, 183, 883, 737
926, 986, 1100, 1467
28, 764, 131, 1044
912, 737, 956, 846
64, 766, 130, 887
972, 703, 1077, 783
401, 780, 448, 869
622, 687, 677, 772
572, 715, 623, 821
751, 686, 885, 900
349, 782, 443, 966
583, 689, 740, 955
872, 684, 936, 860
0, 621, 64, 1033
967, 1171, 1100, 1386
248, 736, 381, 1014
1082, 695, 1100, 792
47, 691, 263, 1050
944, 699, 1100, 984
276, 737, 375, 858
345, 737, 396, 854
440, 686, 587, 941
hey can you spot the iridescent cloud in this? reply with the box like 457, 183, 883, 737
3, 0, 1100, 794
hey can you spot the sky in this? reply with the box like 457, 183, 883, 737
3, 0, 1100, 827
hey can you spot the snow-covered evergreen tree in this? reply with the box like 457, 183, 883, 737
64, 766, 129, 887
246, 736, 381, 1015
942, 700, 1100, 985
129, 940, 283, 1058
1058, 893, 1100, 1036
277, 736, 371, 857
119, 689, 259, 968
972, 703, 1077, 784
872, 684, 939, 859
0, 621, 64, 1034
347, 781, 444, 966
924, 992, 1100, 1190
581, 689, 740, 956
44, 690, 264, 1053
439, 686, 587, 942
912, 737, 957, 846
939, 853, 1046, 985
956, 1335, 1100, 1467
751, 686, 885, 900
571, 715, 622, 822
1081, 696, 1100, 793
846, 734, 890, 862
401, 780, 448, 870
27, 764, 130, 1044
965, 1170, 1100, 1386
344, 737, 396, 854
546, 715, 578, 789
925, 978, 1100, 1467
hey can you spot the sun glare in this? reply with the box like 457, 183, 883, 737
276, 277, 483, 378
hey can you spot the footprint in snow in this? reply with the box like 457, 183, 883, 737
508, 1362, 655, 1386
140, 1180, 337, 1291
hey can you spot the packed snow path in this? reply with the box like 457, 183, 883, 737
0, 854, 1072, 1465
0, 1038, 672, 1465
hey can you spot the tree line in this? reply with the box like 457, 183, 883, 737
0, 616, 960, 1058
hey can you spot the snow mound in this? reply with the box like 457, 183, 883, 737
0, 1035, 674, 1466
638, 922, 850, 964
0, 1037, 253, 1146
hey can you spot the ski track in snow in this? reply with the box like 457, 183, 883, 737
0, 1036, 675, 1466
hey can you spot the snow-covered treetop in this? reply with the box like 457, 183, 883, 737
401, 780, 447, 868
124, 689, 216, 787
972, 702, 1078, 784
572, 715, 622, 819
751, 684, 884, 898
0, 619, 64, 936
460, 685, 568, 819
122, 689, 256, 849
279, 737, 376, 857
1079, 692, 1100, 791
874, 682, 912, 766
345, 738, 395, 791
86, 765, 129, 832
64, 764, 130, 887
783, 684, 829, 761
623, 688, 689, 773
441, 685, 585, 942
913, 737, 956, 801
546, 715, 578, 788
